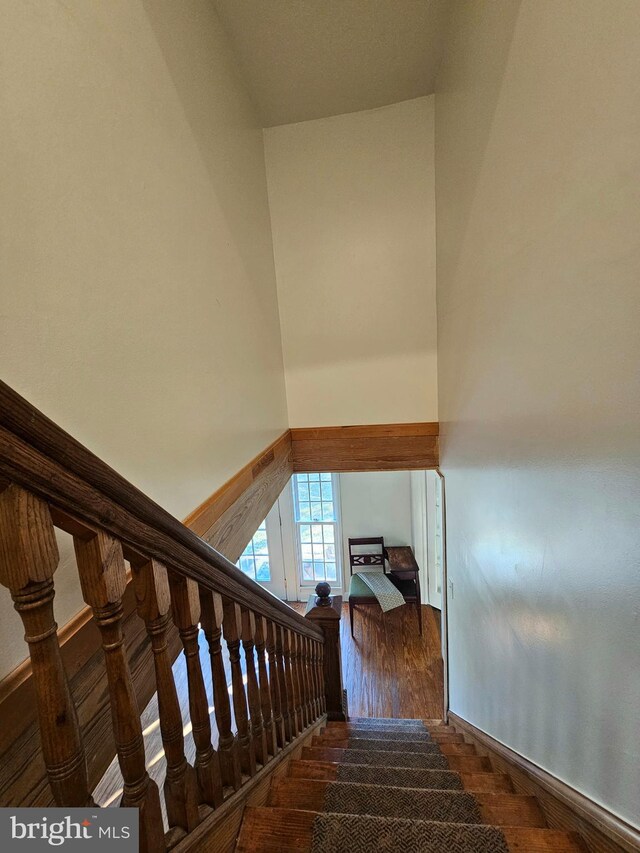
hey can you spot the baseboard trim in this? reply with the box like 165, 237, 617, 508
449, 712, 639, 853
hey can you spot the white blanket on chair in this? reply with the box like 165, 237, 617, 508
357, 571, 406, 613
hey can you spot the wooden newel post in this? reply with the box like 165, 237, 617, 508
304, 582, 347, 722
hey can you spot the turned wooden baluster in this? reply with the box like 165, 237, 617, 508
0, 486, 93, 807
274, 623, 291, 742
292, 629, 306, 731
266, 620, 286, 748
292, 631, 307, 729
302, 634, 314, 725
281, 627, 299, 737
222, 598, 256, 776
132, 559, 200, 831
311, 638, 322, 718
307, 637, 317, 720
73, 530, 165, 853
240, 608, 268, 767
254, 615, 277, 756
319, 639, 327, 714
302, 635, 315, 723
168, 572, 223, 808
199, 587, 242, 790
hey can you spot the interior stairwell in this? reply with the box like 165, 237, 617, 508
236, 718, 587, 852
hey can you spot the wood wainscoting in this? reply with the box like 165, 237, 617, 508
291, 422, 439, 472
184, 430, 293, 562
449, 713, 639, 853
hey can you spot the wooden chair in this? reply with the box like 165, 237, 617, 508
348, 536, 387, 576
347, 537, 385, 638
348, 537, 422, 637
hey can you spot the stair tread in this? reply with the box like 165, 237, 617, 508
325, 724, 463, 742
312, 735, 476, 755
321, 728, 434, 742
236, 806, 586, 852
302, 745, 492, 772
288, 759, 514, 792
269, 778, 545, 826
352, 717, 432, 724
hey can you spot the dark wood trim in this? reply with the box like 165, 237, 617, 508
171, 716, 327, 853
291, 422, 439, 472
449, 712, 638, 853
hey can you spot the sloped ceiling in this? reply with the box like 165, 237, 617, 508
212, 0, 451, 127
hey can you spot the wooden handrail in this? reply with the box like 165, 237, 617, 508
0, 379, 337, 851
0, 380, 321, 641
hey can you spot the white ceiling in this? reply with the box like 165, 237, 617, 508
212, 0, 451, 127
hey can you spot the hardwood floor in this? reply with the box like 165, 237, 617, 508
290, 601, 444, 720
93, 600, 444, 820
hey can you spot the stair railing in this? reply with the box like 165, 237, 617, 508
0, 380, 328, 852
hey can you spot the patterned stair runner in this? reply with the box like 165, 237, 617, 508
309, 718, 509, 851
321, 782, 484, 823
339, 729, 434, 741
334, 764, 464, 790
342, 738, 443, 753
236, 716, 585, 853
337, 748, 450, 769
311, 812, 510, 853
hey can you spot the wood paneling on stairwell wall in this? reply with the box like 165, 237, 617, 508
185, 431, 293, 563
291, 423, 439, 472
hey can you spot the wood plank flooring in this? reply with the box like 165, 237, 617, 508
290, 602, 444, 720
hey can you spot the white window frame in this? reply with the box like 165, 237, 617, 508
290, 472, 343, 594
237, 519, 271, 583
235, 504, 287, 599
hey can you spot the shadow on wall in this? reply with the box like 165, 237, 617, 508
142, 0, 277, 316
435, 0, 522, 301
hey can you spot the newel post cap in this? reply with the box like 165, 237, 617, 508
304, 582, 342, 622
315, 581, 332, 606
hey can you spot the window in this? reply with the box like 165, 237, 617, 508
293, 473, 340, 584
237, 520, 271, 582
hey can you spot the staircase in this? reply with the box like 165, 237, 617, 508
236, 718, 587, 852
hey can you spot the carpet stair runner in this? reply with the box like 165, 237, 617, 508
235, 718, 587, 852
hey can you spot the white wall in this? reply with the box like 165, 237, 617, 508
436, 0, 640, 827
0, 0, 288, 673
339, 471, 413, 583
264, 97, 437, 426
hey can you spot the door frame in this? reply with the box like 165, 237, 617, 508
410, 470, 443, 608
436, 468, 450, 723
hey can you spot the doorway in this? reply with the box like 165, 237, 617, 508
410, 469, 444, 610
